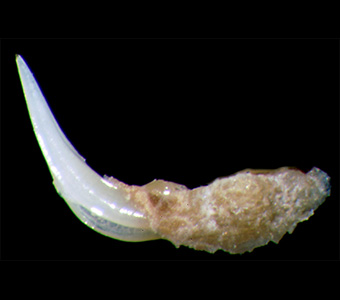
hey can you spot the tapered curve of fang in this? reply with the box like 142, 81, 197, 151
16, 55, 159, 242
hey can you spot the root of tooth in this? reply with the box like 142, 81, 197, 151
106, 167, 330, 254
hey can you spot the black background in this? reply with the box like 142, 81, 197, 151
1, 39, 339, 260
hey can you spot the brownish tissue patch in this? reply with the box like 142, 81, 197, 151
106, 167, 330, 254
143, 180, 187, 211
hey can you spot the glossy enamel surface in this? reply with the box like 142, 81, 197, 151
16, 55, 159, 241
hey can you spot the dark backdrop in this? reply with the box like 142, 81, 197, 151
1, 39, 339, 260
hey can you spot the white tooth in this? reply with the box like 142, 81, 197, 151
16, 55, 159, 242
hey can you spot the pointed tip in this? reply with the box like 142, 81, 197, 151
15, 54, 24, 67
16, 54, 27, 66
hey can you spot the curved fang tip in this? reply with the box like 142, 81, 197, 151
16, 55, 159, 242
